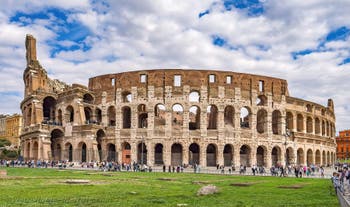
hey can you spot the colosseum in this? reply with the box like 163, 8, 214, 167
20, 34, 337, 168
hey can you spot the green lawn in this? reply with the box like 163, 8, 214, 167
0, 167, 338, 207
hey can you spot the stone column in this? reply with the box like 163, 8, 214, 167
250, 145, 257, 166
217, 144, 224, 166
183, 144, 189, 165
147, 141, 153, 166
266, 148, 272, 169
234, 145, 240, 170
200, 143, 206, 167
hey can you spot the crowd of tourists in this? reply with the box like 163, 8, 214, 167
0, 159, 330, 178
331, 162, 350, 195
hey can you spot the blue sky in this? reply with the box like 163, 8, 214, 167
0, 0, 349, 132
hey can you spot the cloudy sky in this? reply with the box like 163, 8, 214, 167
0, 0, 349, 133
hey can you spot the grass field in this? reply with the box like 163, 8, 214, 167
0, 167, 338, 207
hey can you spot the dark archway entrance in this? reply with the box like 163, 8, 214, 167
154, 144, 163, 165
223, 144, 233, 166
171, 143, 183, 166
189, 143, 200, 166
206, 144, 217, 167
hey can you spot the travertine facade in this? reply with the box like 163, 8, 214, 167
20, 35, 337, 168
5, 114, 22, 146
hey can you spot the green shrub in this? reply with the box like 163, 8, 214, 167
0, 139, 11, 147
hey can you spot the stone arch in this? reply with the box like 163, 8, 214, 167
84, 107, 93, 124
206, 143, 217, 166
327, 151, 330, 165
138, 104, 148, 128
306, 104, 312, 112
107, 106, 116, 126
240, 145, 251, 167
306, 116, 313, 133
256, 145, 267, 167
307, 149, 313, 165
286, 111, 294, 131
51, 129, 64, 161
26, 142, 30, 160
297, 148, 304, 165
257, 109, 267, 134
83, 93, 94, 104
207, 105, 218, 129
154, 104, 166, 127
189, 143, 200, 165
297, 114, 304, 132
43, 96, 57, 122
107, 143, 116, 162
122, 142, 131, 164
240, 107, 251, 128
65, 142, 73, 162
172, 104, 183, 130
154, 143, 164, 165
32, 141, 38, 160
171, 143, 183, 166
315, 150, 321, 165
223, 144, 234, 166
271, 146, 281, 166
96, 129, 106, 161
137, 142, 147, 165
286, 147, 294, 165
95, 108, 102, 124
326, 121, 330, 136
189, 106, 200, 130
66, 105, 74, 123
272, 110, 282, 135
256, 95, 267, 106
224, 106, 235, 127
122, 91, 132, 103
322, 150, 326, 166
78, 142, 87, 162
189, 91, 200, 102
315, 118, 320, 135
122, 106, 131, 128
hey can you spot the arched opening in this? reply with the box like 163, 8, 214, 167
322, 151, 326, 165
137, 142, 147, 165
95, 108, 102, 124
83, 93, 94, 104
122, 91, 132, 103
172, 104, 183, 130
189, 91, 200, 102
79, 142, 87, 163
154, 104, 166, 127
57, 109, 62, 125
43, 96, 57, 122
240, 145, 251, 167
107, 106, 116, 126
65, 143, 73, 162
307, 149, 313, 166
272, 110, 282, 135
315, 150, 321, 165
257, 109, 267, 134
322, 120, 326, 136
327, 151, 330, 165
256, 146, 266, 167
27, 107, 32, 126
206, 144, 217, 166
306, 117, 313, 133
306, 104, 312, 112
32, 141, 38, 160
286, 112, 294, 131
96, 129, 106, 161
315, 118, 320, 135
286, 147, 294, 165
271, 146, 281, 167
171, 143, 183, 166
51, 129, 64, 161
122, 142, 131, 164
122, 106, 131, 128
66, 105, 74, 123
224, 106, 235, 127
138, 104, 148, 128
240, 107, 251, 128
154, 144, 163, 165
107, 144, 116, 162
189, 106, 200, 130
326, 121, 330, 136
189, 143, 200, 165
207, 105, 218, 129
256, 95, 267, 106
84, 107, 92, 124
223, 144, 233, 166
297, 148, 304, 165
297, 114, 304, 132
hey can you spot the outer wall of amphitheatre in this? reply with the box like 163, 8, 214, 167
20, 35, 337, 169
